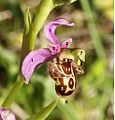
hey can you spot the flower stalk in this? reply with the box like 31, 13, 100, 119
2, 75, 24, 108
28, 0, 54, 51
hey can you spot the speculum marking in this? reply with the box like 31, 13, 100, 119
68, 78, 74, 89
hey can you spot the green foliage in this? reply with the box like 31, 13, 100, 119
27, 100, 57, 120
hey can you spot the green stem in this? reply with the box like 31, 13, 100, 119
80, 0, 106, 60
27, 0, 54, 51
2, 75, 24, 108
2, 0, 54, 108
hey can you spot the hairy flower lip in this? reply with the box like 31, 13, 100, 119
22, 18, 75, 83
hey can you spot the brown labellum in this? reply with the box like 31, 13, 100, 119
48, 50, 85, 101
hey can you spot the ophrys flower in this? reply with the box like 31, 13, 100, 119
21, 18, 85, 100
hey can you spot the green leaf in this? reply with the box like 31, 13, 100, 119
24, 7, 31, 36
27, 99, 58, 120
53, 0, 77, 7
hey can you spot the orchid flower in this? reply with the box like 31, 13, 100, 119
22, 18, 75, 84
0, 107, 16, 120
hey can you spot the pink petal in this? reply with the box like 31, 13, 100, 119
0, 107, 2, 113
44, 18, 75, 44
21, 48, 55, 84
61, 38, 72, 48
49, 44, 61, 55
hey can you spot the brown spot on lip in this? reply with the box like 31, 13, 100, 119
54, 78, 57, 81
55, 85, 74, 96
62, 60, 72, 75
68, 78, 74, 89
55, 85, 66, 96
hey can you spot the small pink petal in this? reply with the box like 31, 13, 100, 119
44, 18, 75, 44
61, 38, 72, 48
21, 48, 55, 83
49, 44, 61, 55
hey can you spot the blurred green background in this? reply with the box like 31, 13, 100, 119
0, 0, 113, 120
